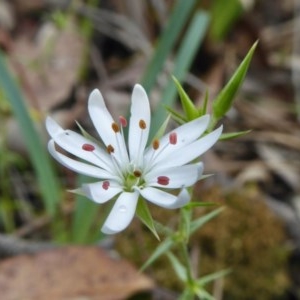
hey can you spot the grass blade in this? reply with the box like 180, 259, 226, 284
0, 52, 61, 215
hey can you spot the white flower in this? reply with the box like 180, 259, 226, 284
46, 84, 222, 234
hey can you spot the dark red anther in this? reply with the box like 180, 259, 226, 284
82, 143, 95, 151
169, 132, 177, 145
102, 181, 110, 190
119, 116, 127, 127
157, 176, 170, 186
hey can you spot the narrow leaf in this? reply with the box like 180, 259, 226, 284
0, 52, 61, 215
150, 11, 210, 138
140, 237, 173, 271
190, 207, 224, 234
136, 198, 159, 240
141, 0, 199, 92
212, 41, 258, 121
197, 269, 231, 286
220, 130, 251, 140
172, 76, 198, 120
167, 252, 187, 282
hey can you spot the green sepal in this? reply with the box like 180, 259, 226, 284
140, 237, 174, 271
199, 89, 209, 115
166, 252, 187, 282
75, 121, 103, 147
172, 76, 199, 121
190, 207, 224, 234
151, 115, 171, 141
136, 197, 159, 240
164, 105, 186, 124
212, 41, 258, 122
220, 129, 251, 140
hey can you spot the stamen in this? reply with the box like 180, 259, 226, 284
157, 176, 170, 186
112, 122, 120, 133
133, 170, 142, 177
82, 143, 95, 152
152, 139, 160, 150
139, 119, 147, 129
169, 132, 177, 145
107, 144, 115, 154
119, 116, 127, 127
102, 181, 110, 190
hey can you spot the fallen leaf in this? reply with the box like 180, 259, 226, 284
0, 246, 154, 300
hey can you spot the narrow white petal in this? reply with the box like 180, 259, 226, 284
80, 181, 122, 203
45, 116, 65, 136
145, 163, 203, 189
138, 187, 190, 209
101, 191, 139, 234
144, 115, 210, 170
48, 140, 118, 180
128, 84, 151, 166
88, 89, 129, 165
46, 117, 113, 170
152, 125, 222, 171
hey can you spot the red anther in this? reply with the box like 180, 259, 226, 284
112, 122, 120, 133
102, 181, 110, 190
157, 176, 170, 186
119, 116, 127, 127
152, 139, 159, 150
107, 144, 115, 154
139, 119, 146, 129
82, 143, 95, 151
169, 132, 177, 145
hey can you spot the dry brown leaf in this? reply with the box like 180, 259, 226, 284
10, 19, 85, 112
0, 246, 154, 300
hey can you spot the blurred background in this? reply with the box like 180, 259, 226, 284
0, 0, 299, 299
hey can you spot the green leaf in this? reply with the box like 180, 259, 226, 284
149, 11, 210, 138
140, 237, 173, 271
210, 0, 243, 41
212, 41, 258, 122
136, 198, 159, 240
180, 206, 192, 241
194, 288, 215, 300
172, 76, 198, 120
0, 51, 61, 216
196, 269, 231, 286
167, 252, 187, 282
70, 175, 99, 244
164, 105, 186, 124
141, 0, 199, 93
190, 207, 224, 234
185, 201, 217, 208
219, 130, 251, 140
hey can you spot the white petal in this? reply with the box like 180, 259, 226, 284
46, 117, 113, 171
145, 163, 203, 189
101, 191, 139, 234
80, 181, 122, 203
88, 89, 129, 165
152, 125, 222, 170
128, 84, 151, 166
48, 140, 119, 180
138, 187, 190, 209
45, 116, 65, 135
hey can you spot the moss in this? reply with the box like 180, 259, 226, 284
115, 183, 289, 299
